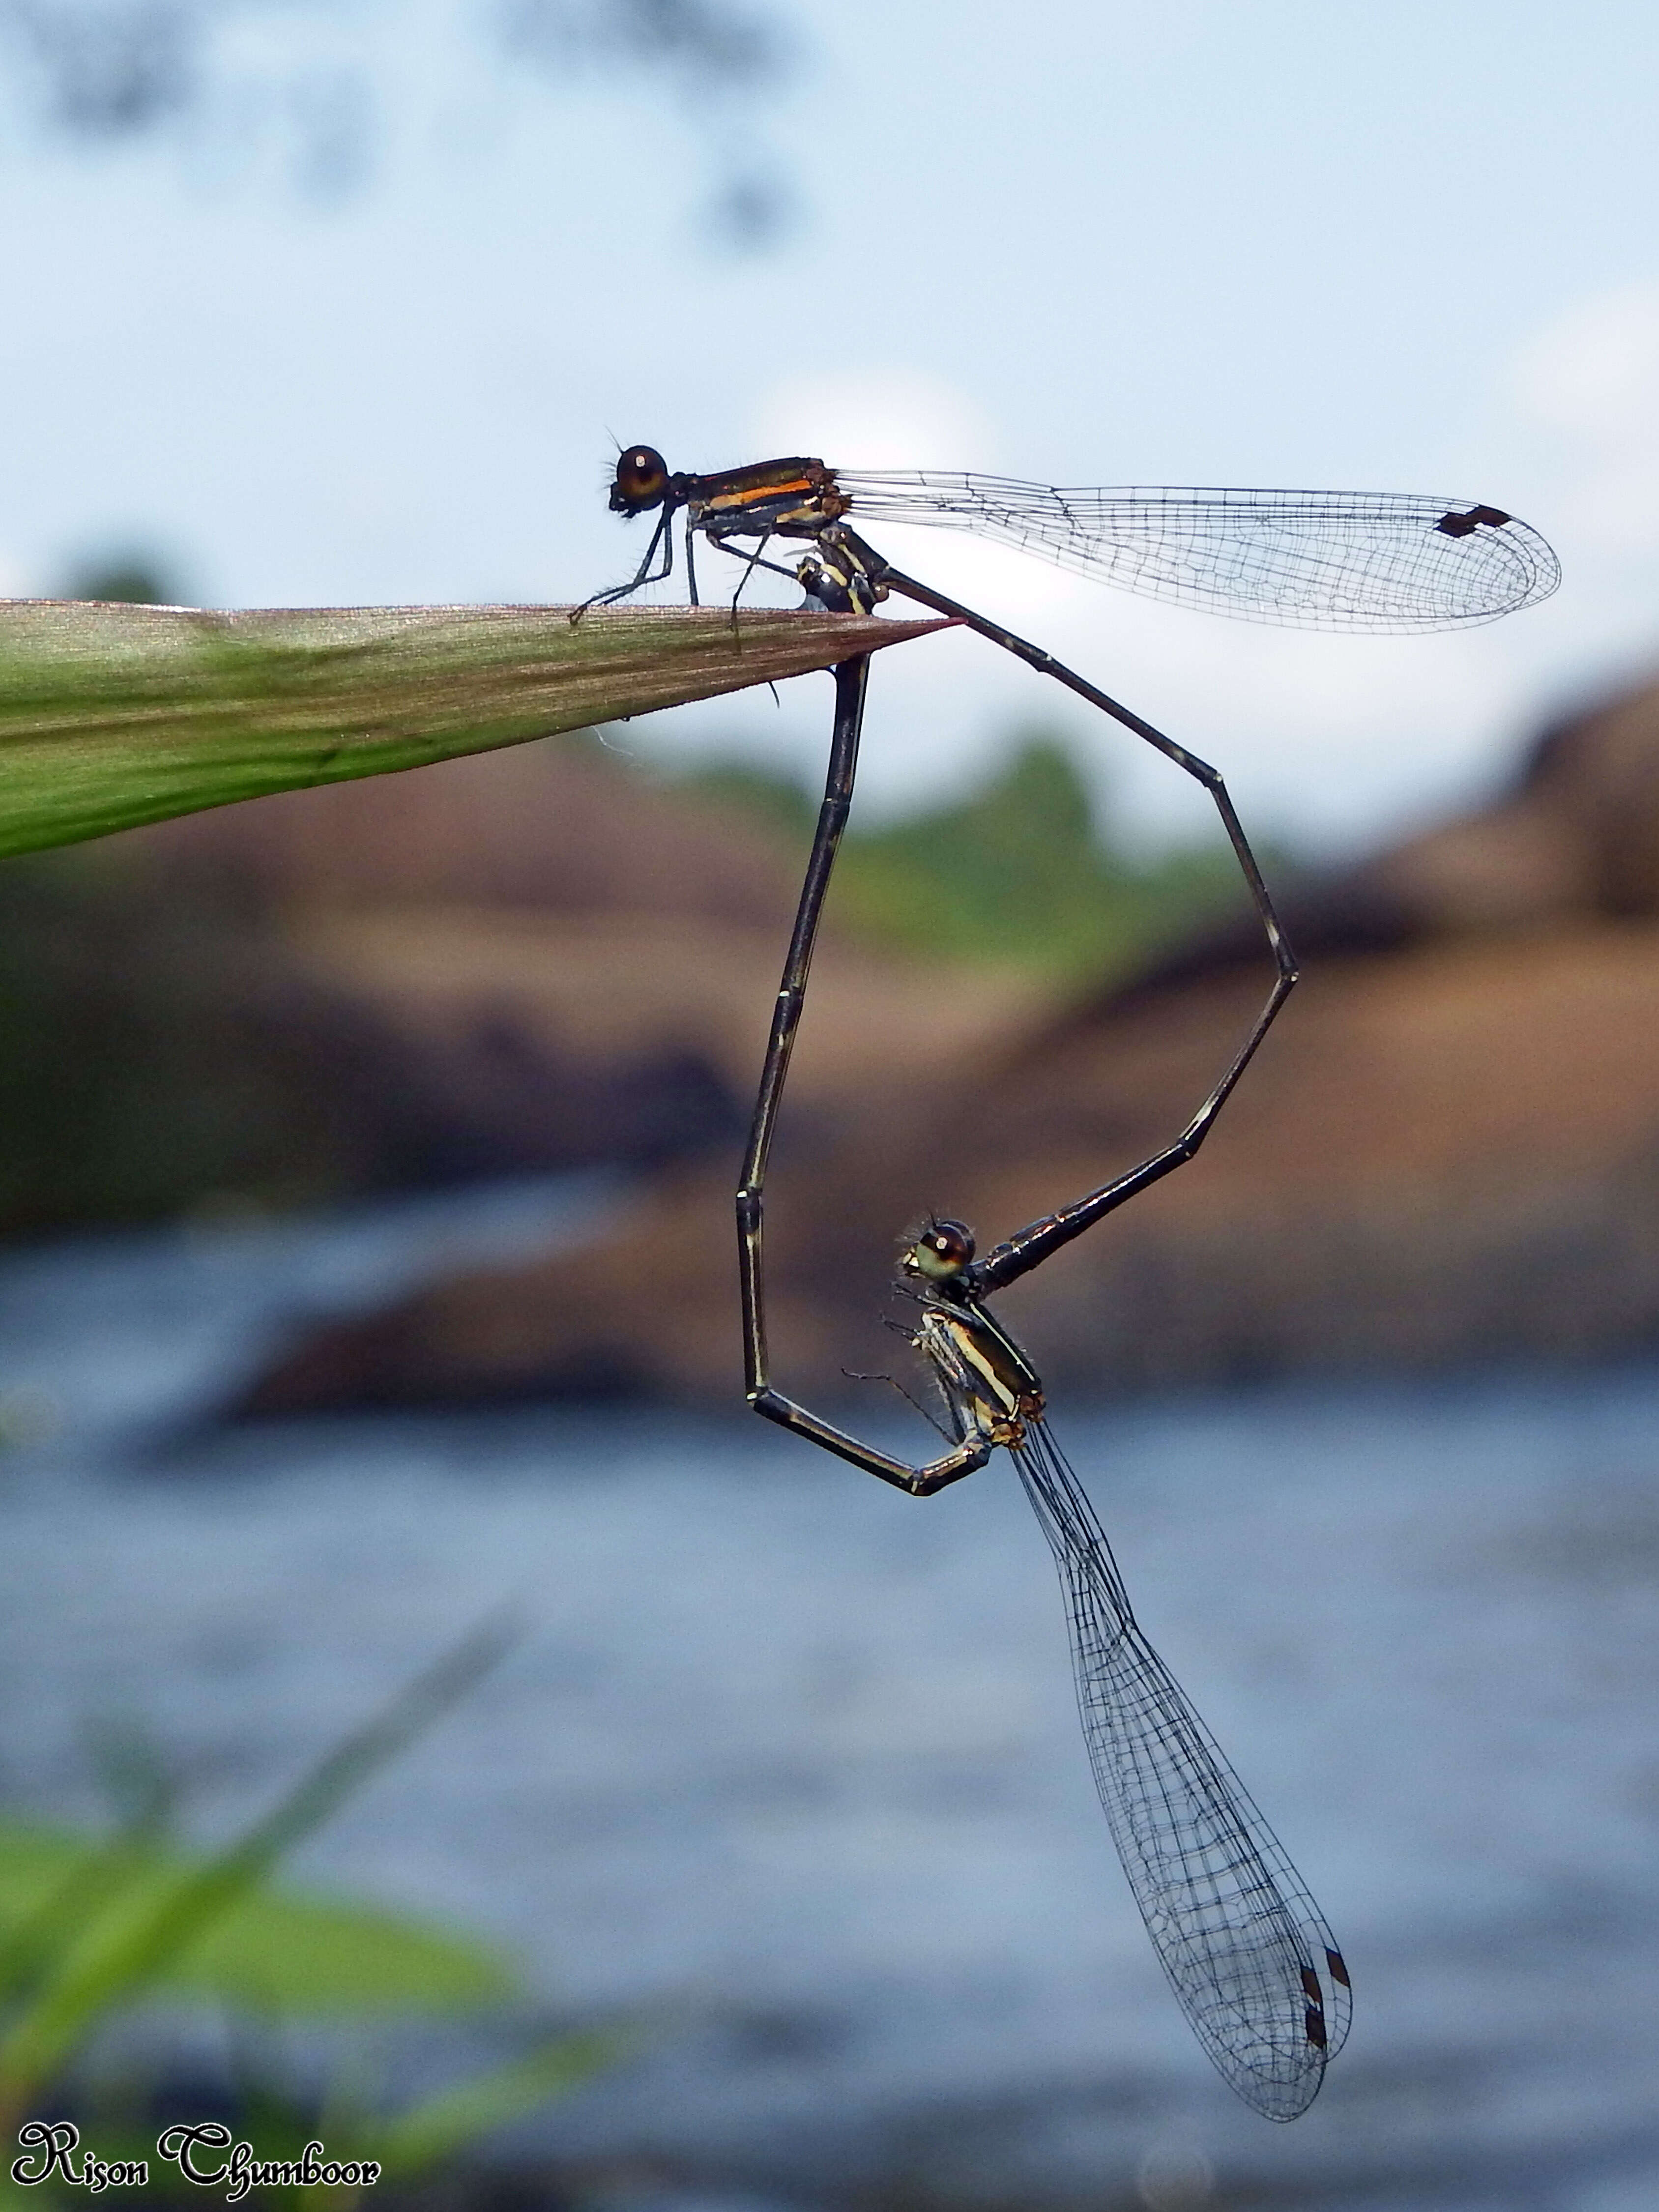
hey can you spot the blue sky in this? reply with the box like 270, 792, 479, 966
3, 0, 1658, 851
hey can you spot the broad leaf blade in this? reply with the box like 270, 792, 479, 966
0, 1620, 514, 2106
0, 1822, 513, 2013
0, 601, 945, 856
363, 2030, 627, 2177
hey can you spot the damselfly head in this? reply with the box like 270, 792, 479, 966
903, 1218, 976, 1282
610, 447, 671, 514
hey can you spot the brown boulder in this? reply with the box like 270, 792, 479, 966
239, 918, 1659, 1411
99, 726, 809, 926
237, 663, 1659, 1413
0, 732, 846, 1228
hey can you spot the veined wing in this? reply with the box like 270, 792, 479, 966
836, 470, 1559, 631
1012, 1417, 1350, 2120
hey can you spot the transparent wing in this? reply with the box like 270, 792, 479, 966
1012, 1417, 1350, 2120
836, 470, 1559, 631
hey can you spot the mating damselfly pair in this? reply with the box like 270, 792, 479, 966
588, 448, 1558, 2117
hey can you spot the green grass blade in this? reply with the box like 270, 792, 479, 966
0, 1617, 516, 2114
0, 602, 945, 857
0, 1813, 187, 2012
0, 1821, 514, 2014
361, 2028, 628, 2179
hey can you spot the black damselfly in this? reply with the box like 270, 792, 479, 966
586, 446, 1558, 630
587, 450, 1557, 2114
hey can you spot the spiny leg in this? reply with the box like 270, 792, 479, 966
725, 527, 777, 627
569, 505, 676, 622
706, 528, 803, 628
737, 653, 991, 1497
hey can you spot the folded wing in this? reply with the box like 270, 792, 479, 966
1013, 1418, 1351, 2119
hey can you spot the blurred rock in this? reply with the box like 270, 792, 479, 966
1134, 667, 1659, 988
0, 734, 794, 1228
0, 726, 1047, 1233
238, 663, 1659, 1412
106, 724, 808, 924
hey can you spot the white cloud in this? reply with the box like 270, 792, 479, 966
1512, 282, 1659, 554
703, 375, 1560, 851
0, 547, 36, 598
669, 325, 1653, 860
750, 368, 1001, 473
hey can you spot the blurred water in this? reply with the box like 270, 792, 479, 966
0, 1183, 1656, 2211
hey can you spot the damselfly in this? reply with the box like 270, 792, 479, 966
898, 1208, 1351, 2122
586, 445, 1559, 631
588, 450, 1556, 2114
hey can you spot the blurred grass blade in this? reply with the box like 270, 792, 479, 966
0, 1830, 164, 2010
364, 2028, 630, 2178
0, 601, 946, 857
0, 1722, 182, 2007
0, 1820, 516, 2013
0, 1615, 517, 2115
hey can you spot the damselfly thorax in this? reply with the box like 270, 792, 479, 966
611, 448, 850, 533
914, 1299, 1042, 1451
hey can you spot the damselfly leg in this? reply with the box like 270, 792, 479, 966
735, 656, 996, 1495
577, 503, 676, 611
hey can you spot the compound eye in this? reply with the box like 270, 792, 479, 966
613, 446, 669, 510
927, 1220, 976, 1268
